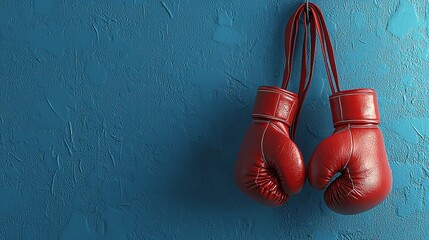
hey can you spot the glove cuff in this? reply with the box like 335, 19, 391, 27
329, 88, 380, 128
252, 86, 298, 127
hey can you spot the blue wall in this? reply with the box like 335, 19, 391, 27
0, 0, 428, 239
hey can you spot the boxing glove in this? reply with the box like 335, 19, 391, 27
235, 86, 306, 207
308, 88, 392, 214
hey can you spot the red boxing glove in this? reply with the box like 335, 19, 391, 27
234, 3, 313, 207
235, 87, 305, 207
308, 89, 392, 214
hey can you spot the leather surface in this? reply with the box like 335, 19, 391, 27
235, 86, 305, 206
308, 89, 392, 214
330, 89, 380, 127
252, 86, 298, 126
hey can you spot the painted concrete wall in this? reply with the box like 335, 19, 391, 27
0, 0, 428, 239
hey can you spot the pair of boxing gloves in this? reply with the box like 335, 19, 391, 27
234, 3, 392, 215
234, 87, 392, 214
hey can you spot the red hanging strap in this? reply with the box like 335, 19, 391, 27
290, 10, 318, 140
282, 4, 306, 89
282, 4, 317, 139
282, 3, 342, 139
309, 3, 341, 93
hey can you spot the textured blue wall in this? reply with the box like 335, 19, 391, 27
0, 0, 428, 239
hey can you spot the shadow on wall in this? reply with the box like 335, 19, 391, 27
163, 63, 334, 218
167, 99, 251, 212
165, 97, 333, 216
